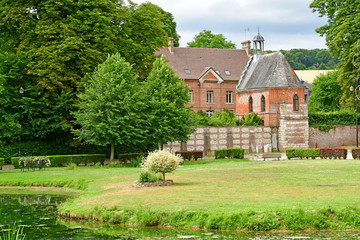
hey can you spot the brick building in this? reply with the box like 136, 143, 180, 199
157, 38, 250, 116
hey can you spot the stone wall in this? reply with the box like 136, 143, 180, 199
278, 103, 309, 151
164, 126, 274, 154
309, 125, 358, 148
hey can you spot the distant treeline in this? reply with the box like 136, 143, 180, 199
265, 49, 338, 70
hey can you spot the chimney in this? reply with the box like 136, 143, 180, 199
291, 68, 295, 83
241, 40, 252, 56
168, 37, 174, 55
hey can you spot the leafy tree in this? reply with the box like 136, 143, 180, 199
160, 9, 180, 47
187, 30, 236, 49
308, 70, 341, 112
141, 150, 183, 181
72, 53, 145, 161
310, 0, 360, 109
141, 56, 194, 149
239, 113, 263, 126
191, 110, 210, 126
118, 2, 168, 80
208, 109, 240, 126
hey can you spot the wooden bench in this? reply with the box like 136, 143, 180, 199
262, 153, 282, 161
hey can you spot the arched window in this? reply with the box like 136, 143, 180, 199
261, 95, 266, 112
293, 94, 299, 111
249, 96, 253, 113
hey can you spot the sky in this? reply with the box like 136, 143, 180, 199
130, 0, 328, 51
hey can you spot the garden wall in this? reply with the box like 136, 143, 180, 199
164, 126, 276, 154
309, 125, 358, 148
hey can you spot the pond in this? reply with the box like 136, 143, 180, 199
1, 194, 360, 239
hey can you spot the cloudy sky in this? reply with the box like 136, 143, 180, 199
130, 0, 328, 51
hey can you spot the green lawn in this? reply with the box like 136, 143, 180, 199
1, 159, 360, 230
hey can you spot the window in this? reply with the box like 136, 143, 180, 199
293, 94, 299, 111
226, 91, 233, 103
188, 90, 193, 103
206, 110, 214, 117
261, 95, 266, 112
216, 70, 220, 75
249, 96, 253, 113
207, 91, 213, 103
184, 69, 191, 75
224, 70, 231, 76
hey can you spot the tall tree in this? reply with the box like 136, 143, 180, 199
118, 2, 169, 80
308, 70, 342, 112
72, 53, 145, 161
187, 30, 236, 49
310, 0, 360, 109
141, 56, 194, 149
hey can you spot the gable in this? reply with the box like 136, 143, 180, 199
199, 67, 223, 83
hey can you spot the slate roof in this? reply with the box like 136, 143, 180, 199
156, 47, 249, 81
236, 52, 306, 91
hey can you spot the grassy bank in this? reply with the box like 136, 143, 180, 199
1, 159, 360, 231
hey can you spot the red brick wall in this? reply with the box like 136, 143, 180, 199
185, 79, 237, 113
236, 87, 306, 126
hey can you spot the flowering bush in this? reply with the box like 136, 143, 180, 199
19, 157, 51, 171
141, 150, 183, 181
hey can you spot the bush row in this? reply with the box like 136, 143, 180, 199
286, 148, 349, 160
309, 111, 356, 126
175, 151, 203, 161
0, 158, 4, 170
286, 149, 320, 159
11, 154, 106, 168
352, 149, 360, 159
215, 148, 245, 159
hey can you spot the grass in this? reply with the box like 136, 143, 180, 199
1, 159, 360, 230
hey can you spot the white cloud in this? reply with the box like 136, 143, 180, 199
130, 0, 328, 50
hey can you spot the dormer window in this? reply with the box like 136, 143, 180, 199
216, 70, 220, 75
184, 69, 191, 75
224, 70, 231, 76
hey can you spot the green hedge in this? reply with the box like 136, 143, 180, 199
309, 111, 356, 126
286, 149, 320, 160
0, 158, 4, 170
215, 148, 245, 159
11, 154, 106, 169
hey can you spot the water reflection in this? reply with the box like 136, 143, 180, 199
0, 194, 360, 239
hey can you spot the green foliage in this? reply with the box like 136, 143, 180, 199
0, 158, 4, 170
138, 171, 163, 183
280, 49, 338, 70
239, 113, 263, 126
309, 110, 356, 126
215, 148, 245, 159
187, 30, 236, 49
286, 149, 320, 160
73, 53, 145, 161
0, 225, 25, 240
191, 110, 210, 126
11, 154, 105, 168
208, 109, 240, 126
310, 0, 360, 110
309, 70, 342, 112
141, 56, 195, 147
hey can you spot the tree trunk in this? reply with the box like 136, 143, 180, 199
110, 142, 114, 161
163, 172, 165, 181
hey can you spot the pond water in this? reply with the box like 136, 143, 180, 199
1, 194, 360, 239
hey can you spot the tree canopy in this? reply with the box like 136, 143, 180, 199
310, 0, 360, 109
308, 70, 342, 112
187, 30, 236, 49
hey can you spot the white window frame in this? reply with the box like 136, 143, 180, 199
226, 91, 233, 104
188, 90, 193, 104
206, 110, 214, 117
207, 91, 213, 103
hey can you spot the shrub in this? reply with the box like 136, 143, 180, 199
309, 110, 356, 126
118, 153, 148, 164
286, 149, 320, 160
352, 149, 360, 159
229, 148, 245, 159
239, 113, 263, 126
0, 158, 4, 170
141, 150, 183, 181
175, 151, 203, 161
138, 171, 163, 183
320, 148, 347, 159
18, 157, 51, 170
215, 149, 227, 159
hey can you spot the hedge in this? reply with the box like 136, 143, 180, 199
0, 158, 4, 170
352, 149, 360, 159
175, 151, 203, 161
286, 149, 320, 160
215, 148, 245, 159
11, 154, 106, 168
309, 111, 356, 126
320, 148, 347, 159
